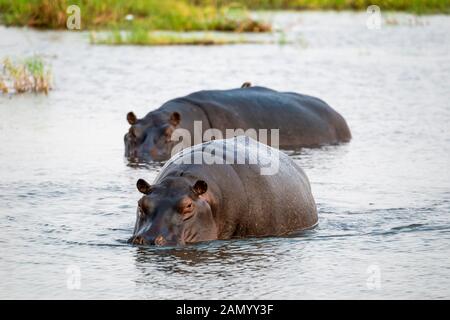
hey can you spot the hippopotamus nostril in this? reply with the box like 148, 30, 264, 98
131, 236, 147, 245
154, 235, 166, 246
129, 235, 160, 246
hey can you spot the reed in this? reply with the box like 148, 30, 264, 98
1, 56, 52, 95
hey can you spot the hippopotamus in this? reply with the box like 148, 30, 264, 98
124, 83, 351, 162
128, 136, 318, 246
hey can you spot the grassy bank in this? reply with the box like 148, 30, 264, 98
0, 0, 271, 32
198, 0, 450, 14
0, 1, 447, 34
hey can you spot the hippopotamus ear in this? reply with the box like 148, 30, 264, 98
127, 112, 137, 125
192, 180, 207, 196
136, 179, 152, 195
169, 112, 181, 127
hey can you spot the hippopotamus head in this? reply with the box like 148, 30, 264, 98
128, 177, 218, 246
124, 111, 181, 162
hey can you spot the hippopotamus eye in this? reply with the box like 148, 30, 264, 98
130, 126, 145, 139
138, 207, 145, 218
137, 200, 145, 215
179, 198, 195, 218
130, 127, 141, 139
164, 126, 174, 142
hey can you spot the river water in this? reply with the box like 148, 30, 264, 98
0, 12, 449, 299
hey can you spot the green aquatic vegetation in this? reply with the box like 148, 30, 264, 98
196, 0, 450, 14
276, 30, 288, 45
90, 30, 255, 46
384, 14, 430, 26
1, 56, 52, 95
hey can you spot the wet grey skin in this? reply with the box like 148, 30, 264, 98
124, 83, 351, 163
128, 136, 318, 246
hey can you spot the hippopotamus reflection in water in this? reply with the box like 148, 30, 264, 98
128, 136, 318, 246
124, 83, 351, 162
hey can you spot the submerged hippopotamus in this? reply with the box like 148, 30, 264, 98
128, 136, 318, 246
124, 83, 351, 162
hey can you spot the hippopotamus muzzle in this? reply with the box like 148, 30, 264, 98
128, 234, 168, 246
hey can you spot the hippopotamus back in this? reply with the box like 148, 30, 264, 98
177, 86, 351, 148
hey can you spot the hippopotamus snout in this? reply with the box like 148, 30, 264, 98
128, 235, 148, 245
128, 234, 167, 246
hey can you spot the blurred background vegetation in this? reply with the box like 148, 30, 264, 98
0, 0, 448, 92
198, 0, 449, 12
0, 0, 448, 32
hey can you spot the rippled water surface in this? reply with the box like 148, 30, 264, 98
1, 12, 449, 299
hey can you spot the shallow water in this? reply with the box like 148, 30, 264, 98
0, 12, 449, 299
